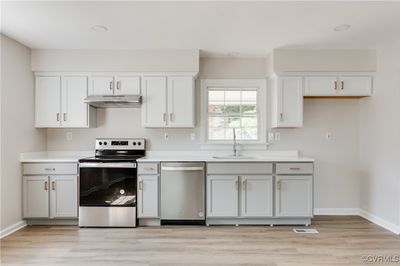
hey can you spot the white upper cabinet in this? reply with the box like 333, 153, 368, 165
338, 76, 372, 96
167, 76, 194, 127
271, 76, 303, 128
114, 75, 141, 95
142, 76, 168, 127
35, 75, 95, 128
142, 75, 195, 128
89, 75, 114, 95
304, 75, 372, 96
61, 76, 90, 127
304, 77, 337, 96
35, 76, 61, 127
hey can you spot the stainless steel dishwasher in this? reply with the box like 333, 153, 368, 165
160, 162, 205, 225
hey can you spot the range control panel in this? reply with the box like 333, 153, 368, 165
95, 138, 145, 150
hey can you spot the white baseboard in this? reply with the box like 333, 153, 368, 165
314, 208, 359, 215
359, 209, 400, 235
0, 220, 27, 239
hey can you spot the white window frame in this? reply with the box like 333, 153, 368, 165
200, 79, 267, 149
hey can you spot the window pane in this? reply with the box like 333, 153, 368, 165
226, 117, 240, 128
241, 105, 257, 114
242, 90, 257, 103
225, 90, 241, 104
208, 104, 224, 114
208, 90, 224, 104
241, 128, 258, 140
242, 116, 257, 127
224, 105, 240, 114
208, 117, 225, 128
209, 128, 225, 140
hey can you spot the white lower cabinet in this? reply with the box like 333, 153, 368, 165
275, 175, 313, 217
241, 175, 273, 217
23, 176, 50, 218
207, 175, 239, 217
206, 175, 273, 218
23, 175, 78, 218
137, 175, 159, 218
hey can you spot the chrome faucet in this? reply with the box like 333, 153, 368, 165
233, 128, 237, 157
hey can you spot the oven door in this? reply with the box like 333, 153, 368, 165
79, 162, 137, 207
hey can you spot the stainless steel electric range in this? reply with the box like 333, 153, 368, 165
78, 138, 145, 227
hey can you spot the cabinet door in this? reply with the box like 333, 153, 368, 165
137, 175, 159, 218
89, 75, 114, 95
61, 76, 89, 127
23, 176, 49, 218
207, 175, 238, 217
167, 76, 195, 128
338, 76, 372, 96
240, 175, 273, 217
304, 77, 338, 96
35, 76, 61, 127
50, 175, 78, 218
275, 175, 313, 217
272, 77, 303, 127
142, 76, 167, 127
114, 75, 141, 95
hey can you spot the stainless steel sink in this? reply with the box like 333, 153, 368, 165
212, 155, 256, 160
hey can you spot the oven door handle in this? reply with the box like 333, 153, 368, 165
79, 162, 137, 168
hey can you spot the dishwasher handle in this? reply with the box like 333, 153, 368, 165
161, 166, 204, 171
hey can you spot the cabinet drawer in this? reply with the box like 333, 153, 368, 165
23, 163, 78, 175
276, 163, 313, 174
138, 163, 159, 174
207, 163, 273, 175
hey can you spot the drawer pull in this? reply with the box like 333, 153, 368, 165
289, 167, 301, 170
144, 167, 154, 171
45, 168, 56, 171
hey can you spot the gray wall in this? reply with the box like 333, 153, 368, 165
0, 34, 47, 231
46, 57, 361, 210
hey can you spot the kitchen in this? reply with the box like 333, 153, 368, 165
1, 1, 400, 266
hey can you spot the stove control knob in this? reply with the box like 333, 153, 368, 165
133, 142, 136, 146
104, 142, 107, 145
137, 141, 141, 146
99, 142, 103, 145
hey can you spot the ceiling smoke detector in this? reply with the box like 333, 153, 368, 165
334, 24, 351, 31
91, 25, 108, 32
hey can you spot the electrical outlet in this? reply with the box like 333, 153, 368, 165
268, 132, 275, 142
326, 132, 332, 140
164, 132, 169, 141
190, 133, 196, 141
66, 132, 73, 141
275, 132, 281, 141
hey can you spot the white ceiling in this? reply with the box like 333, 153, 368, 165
2, 1, 400, 57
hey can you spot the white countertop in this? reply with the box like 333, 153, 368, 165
20, 150, 314, 163
20, 151, 94, 163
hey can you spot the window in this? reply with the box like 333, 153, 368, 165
201, 79, 267, 144
208, 88, 258, 140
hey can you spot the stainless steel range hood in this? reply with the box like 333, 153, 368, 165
84, 95, 142, 108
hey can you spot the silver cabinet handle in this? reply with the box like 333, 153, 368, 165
277, 180, 281, 190
280, 113, 284, 122
333, 80, 338, 90
56, 113, 60, 122
109, 81, 113, 90
51, 181, 56, 190
138, 180, 143, 190
163, 113, 166, 122
235, 178, 239, 190
144, 167, 155, 171
169, 113, 174, 121
340, 80, 344, 90
242, 179, 247, 191
289, 167, 301, 170
44, 181, 48, 191
63, 113, 67, 121
117, 80, 121, 90
44, 168, 55, 171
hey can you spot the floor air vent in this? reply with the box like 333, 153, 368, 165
293, 228, 319, 234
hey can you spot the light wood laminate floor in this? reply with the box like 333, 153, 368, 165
1, 216, 399, 266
